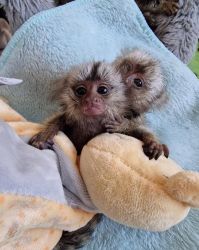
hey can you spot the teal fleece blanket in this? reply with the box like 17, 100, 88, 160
0, 0, 199, 249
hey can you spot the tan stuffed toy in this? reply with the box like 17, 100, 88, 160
0, 98, 94, 250
1, 97, 199, 250
80, 133, 199, 231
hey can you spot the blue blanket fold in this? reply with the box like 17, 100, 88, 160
0, 0, 198, 249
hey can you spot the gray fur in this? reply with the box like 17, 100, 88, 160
152, 0, 199, 64
0, 0, 198, 63
0, 0, 56, 32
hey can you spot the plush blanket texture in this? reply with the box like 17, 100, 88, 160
0, 99, 95, 249
0, 0, 198, 249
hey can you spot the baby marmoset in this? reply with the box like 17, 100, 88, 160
29, 61, 126, 248
135, 0, 179, 29
30, 54, 169, 248
30, 57, 168, 159
110, 49, 169, 160
29, 61, 127, 154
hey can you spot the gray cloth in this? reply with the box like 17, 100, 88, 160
54, 144, 98, 212
0, 121, 97, 212
152, 0, 199, 64
0, 0, 56, 33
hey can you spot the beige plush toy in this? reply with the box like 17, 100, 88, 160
80, 133, 199, 231
1, 97, 199, 249
0, 98, 94, 250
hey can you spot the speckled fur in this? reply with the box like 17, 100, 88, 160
113, 49, 167, 114
53, 62, 126, 122
0, 0, 56, 32
144, 0, 199, 63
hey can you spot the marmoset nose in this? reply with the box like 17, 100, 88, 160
93, 97, 102, 103
85, 96, 102, 105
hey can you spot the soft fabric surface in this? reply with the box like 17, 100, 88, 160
80, 133, 199, 231
0, 121, 95, 211
0, 0, 198, 249
0, 98, 94, 249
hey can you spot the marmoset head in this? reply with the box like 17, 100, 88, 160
113, 49, 167, 113
53, 61, 126, 121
